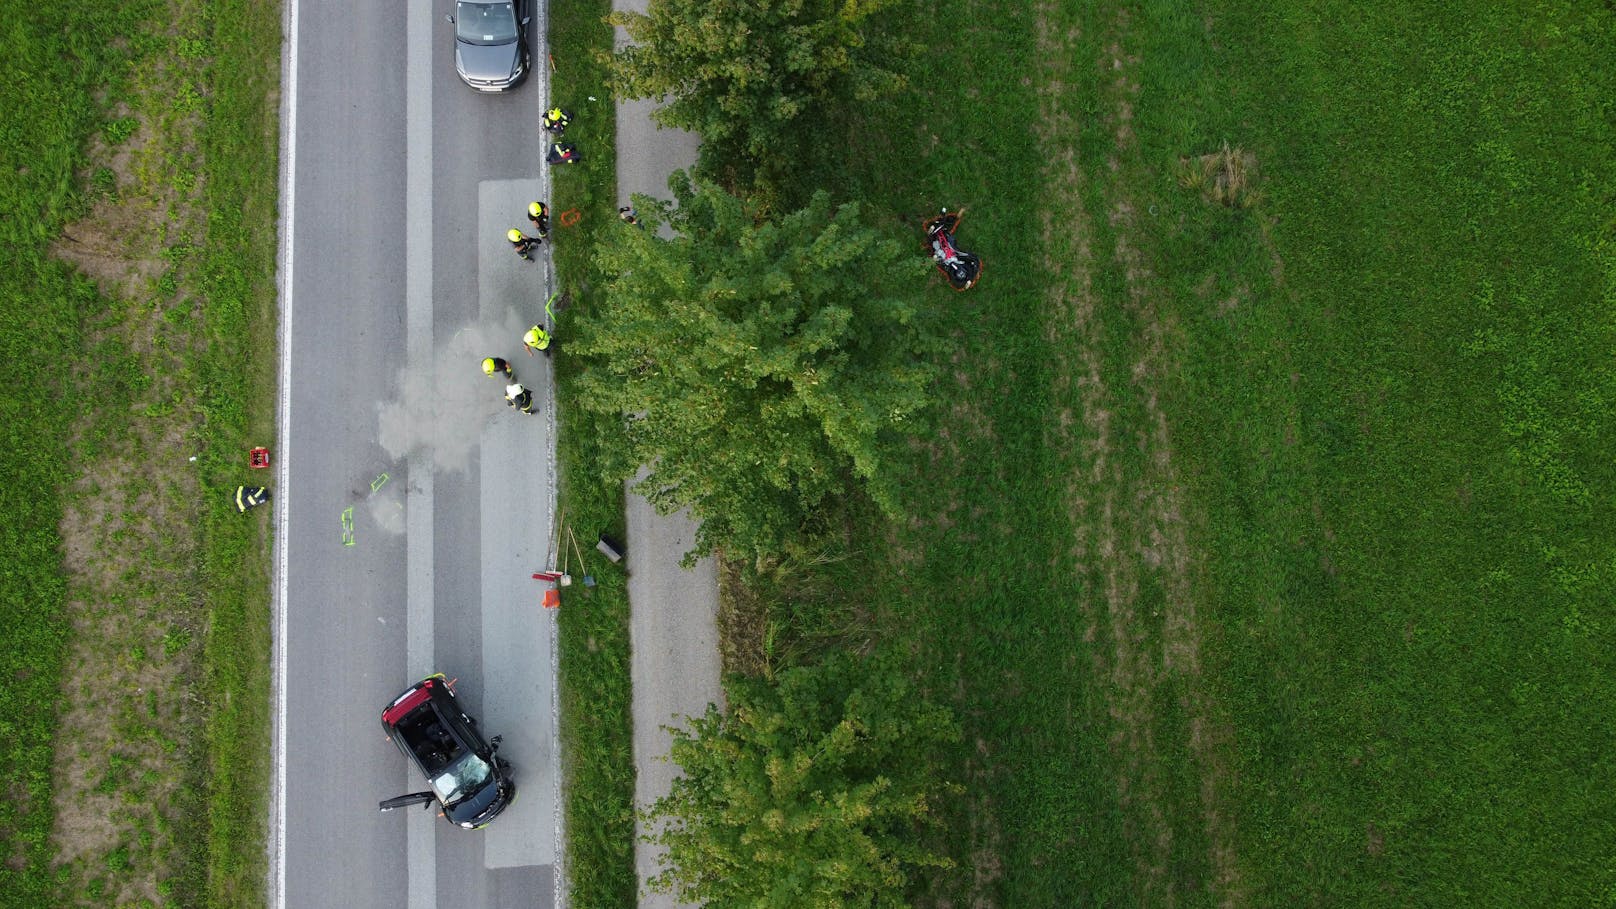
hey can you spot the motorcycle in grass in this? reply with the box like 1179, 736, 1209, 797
924, 208, 981, 291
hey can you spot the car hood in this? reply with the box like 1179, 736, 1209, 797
456, 41, 520, 83
445, 772, 514, 828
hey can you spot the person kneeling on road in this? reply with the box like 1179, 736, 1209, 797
527, 201, 550, 237
505, 382, 535, 414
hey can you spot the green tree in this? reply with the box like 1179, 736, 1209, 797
607, 0, 906, 196
571, 174, 936, 558
646, 654, 961, 908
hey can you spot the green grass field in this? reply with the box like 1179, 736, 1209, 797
553, 0, 1615, 902
0, 4, 114, 900
0, 0, 279, 905
751, 0, 1616, 905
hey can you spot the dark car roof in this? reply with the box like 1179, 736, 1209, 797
383, 678, 479, 765
380, 676, 514, 828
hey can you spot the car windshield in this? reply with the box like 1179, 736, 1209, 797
430, 751, 493, 805
455, 1, 517, 45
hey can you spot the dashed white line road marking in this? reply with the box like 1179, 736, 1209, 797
404, 1, 436, 907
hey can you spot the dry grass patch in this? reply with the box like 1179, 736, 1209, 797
45, 3, 216, 903
716, 556, 771, 678
1176, 142, 1263, 209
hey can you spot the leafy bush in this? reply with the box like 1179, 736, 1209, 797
571, 174, 937, 560
647, 653, 960, 908
607, 0, 907, 200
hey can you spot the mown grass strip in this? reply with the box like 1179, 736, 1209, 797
784, 4, 1154, 904
186, 0, 282, 904
548, 0, 639, 905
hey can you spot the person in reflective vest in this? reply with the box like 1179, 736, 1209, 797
482, 357, 513, 379
523, 325, 551, 356
542, 107, 571, 133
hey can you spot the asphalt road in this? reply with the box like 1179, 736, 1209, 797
273, 1, 561, 907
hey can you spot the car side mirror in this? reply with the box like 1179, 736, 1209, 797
443, 13, 455, 23
379, 791, 436, 812
490, 735, 502, 751
521, 16, 530, 24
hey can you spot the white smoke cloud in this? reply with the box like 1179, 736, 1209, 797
376, 306, 536, 473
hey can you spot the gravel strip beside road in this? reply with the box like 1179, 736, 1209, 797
612, 5, 720, 907
625, 480, 721, 909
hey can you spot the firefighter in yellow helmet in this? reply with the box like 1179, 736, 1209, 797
523, 324, 551, 356
527, 201, 549, 237
481, 357, 513, 379
508, 228, 541, 261
542, 106, 571, 133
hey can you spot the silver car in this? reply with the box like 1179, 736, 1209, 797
446, 0, 529, 92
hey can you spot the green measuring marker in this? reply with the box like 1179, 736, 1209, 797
341, 507, 355, 546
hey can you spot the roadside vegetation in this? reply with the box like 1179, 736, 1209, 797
0, 0, 280, 906
547, 0, 640, 906
571, 177, 939, 559
647, 654, 962, 907
567, 0, 1616, 905
606, 0, 907, 206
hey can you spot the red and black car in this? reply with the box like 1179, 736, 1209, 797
378, 675, 515, 829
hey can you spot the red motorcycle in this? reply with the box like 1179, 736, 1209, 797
923, 208, 981, 291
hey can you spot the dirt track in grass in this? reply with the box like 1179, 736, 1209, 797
45, 15, 214, 904
1034, 4, 1243, 905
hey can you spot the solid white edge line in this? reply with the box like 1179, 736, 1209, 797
269, 0, 299, 903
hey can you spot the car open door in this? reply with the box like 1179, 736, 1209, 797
378, 791, 436, 812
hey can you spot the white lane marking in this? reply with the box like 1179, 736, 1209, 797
405, 1, 437, 907
270, 0, 300, 902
